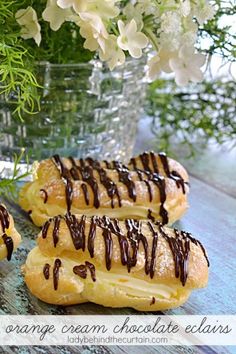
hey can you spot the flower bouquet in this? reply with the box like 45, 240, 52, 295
0, 0, 215, 165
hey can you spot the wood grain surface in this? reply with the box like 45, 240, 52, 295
0, 120, 235, 353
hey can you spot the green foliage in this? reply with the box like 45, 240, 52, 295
0, 1, 92, 118
199, 0, 236, 62
145, 0, 236, 155
146, 79, 236, 156
0, 3, 40, 118
0, 150, 31, 201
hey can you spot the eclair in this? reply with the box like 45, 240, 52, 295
0, 204, 21, 261
19, 151, 189, 227
23, 214, 209, 311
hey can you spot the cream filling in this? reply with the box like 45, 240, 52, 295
27, 181, 160, 215
23, 178, 188, 226
95, 271, 179, 299
26, 247, 179, 300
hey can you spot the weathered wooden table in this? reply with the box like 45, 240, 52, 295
1, 118, 236, 354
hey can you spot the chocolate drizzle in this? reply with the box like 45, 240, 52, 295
69, 157, 100, 209
40, 189, 48, 204
65, 213, 86, 251
41, 214, 209, 289
43, 263, 50, 280
2, 234, 13, 261
88, 216, 97, 258
150, 297, 156, 305
51, 151, 187, 224
148, 222, 159, 279
0, 205, 14, 261
129, 155, 169, 224
81, 184, 89, 205
147, 209, 155, 222
0, 205, 10, 231
53, 259, 61, 290
101, 216, 113, 270
112, 161, 136, 202
73, 261, 96, 282
52, 217, 61, 248
42, 220, 51, 239
158, 152, 186, 194
85, 157, 121, 208
52, 155, 73, 212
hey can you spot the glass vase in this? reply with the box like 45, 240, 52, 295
0, 58, 147, 178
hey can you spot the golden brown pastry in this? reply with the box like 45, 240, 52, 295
0, 204, 21, 261
23, 214, 209, 311
19, 151, 189, 227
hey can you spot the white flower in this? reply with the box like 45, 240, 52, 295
79, 12, 108, 52
57, 0, 119, 20
193, 2, 216, 25
169, 45, 206, 86
57, 0, 87, 13
148, 49, 173, 80
137, 0, 155, 15
15, 6, 41, 46
99, 35, 125, 70
159, 31, 181, 52
43, 0, 76, 31
86, 0, 119, 21
161, 12, 181, 34
123, 3, 143, 30
180, 0, 191, 17
117, 19, 148, 58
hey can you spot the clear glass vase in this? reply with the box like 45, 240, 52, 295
0, 58, 147, 177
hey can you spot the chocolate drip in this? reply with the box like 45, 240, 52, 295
111, 219, 129, 266
42, 220, 50, 239
73, 261, 96, 282
150, 174, 168, 224
158, 224, 193, 286
52, 217, 61, 248
150, 297, 156, 305
43, 263, 50, 280
113, 161, 136, 202
81, 183, 89, 205
125, 219, 149, 274
40, 189, 48, 204
53, 259, 61, 290
65, 213, 86, 251
85, 261, 96, 282
147, 209, 155, 222
180, 230, 210, 267
102, 217, 113, 271
86, 158, 121, 208
135, 151, 160, 174
150, 151, 159, 174
0, 205, 10, 231
136, 169, 144, 181
139, 151, 152, 172
70, 166, 80, 180
130, 154, 169, 224
104, 160, 112, 169
130, 157, 137, 170
52, 155, 73, 212
73, 264, 87, 279
158, 152, 186, 194
88, 217, 97, 258
2, 234, 13, 261
148, 222, 159, 279
77, 166, 100, 209
144, 180, 153, 202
